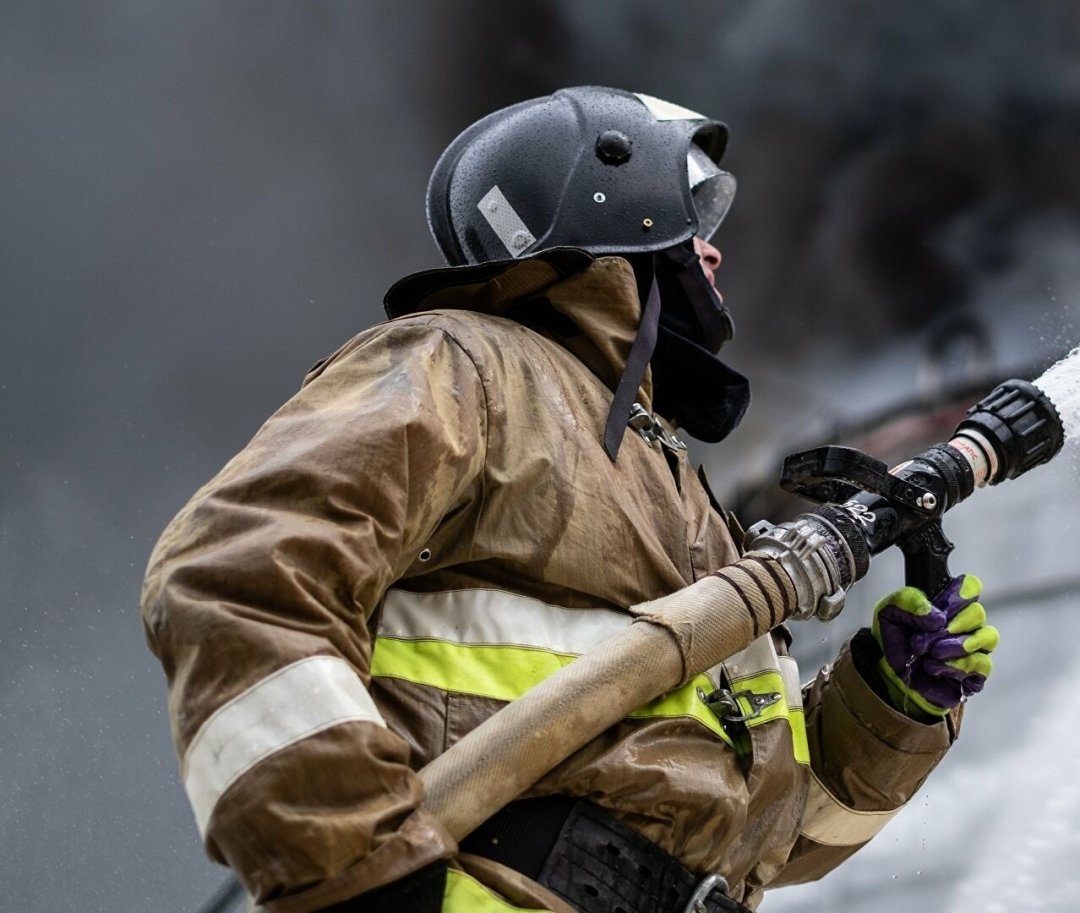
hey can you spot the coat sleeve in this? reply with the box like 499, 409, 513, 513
140, 318, 487, 913
772, 630, 962, 886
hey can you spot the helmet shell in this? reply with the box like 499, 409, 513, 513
427, 86, 728, 266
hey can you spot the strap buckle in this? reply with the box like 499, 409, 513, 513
628, 403, 687, 453
682, 873, 730, 913
697, 687, 782, 723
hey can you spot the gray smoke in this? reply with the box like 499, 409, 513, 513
559, 1, 1080, 354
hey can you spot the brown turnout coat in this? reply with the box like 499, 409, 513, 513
142, 253, 960, 912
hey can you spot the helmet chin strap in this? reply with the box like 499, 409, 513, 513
603, 261, 663, 462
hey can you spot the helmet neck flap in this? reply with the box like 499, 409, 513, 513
650, 240, 749, 445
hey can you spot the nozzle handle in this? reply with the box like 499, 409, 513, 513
781, 445, 935, 511
897, 519, 955, 599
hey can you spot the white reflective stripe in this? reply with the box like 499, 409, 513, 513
380, 588, 631, 653
778, 656, 804, 712
800, 768, 903, 847
950, 430, 997, 487
182, 656, 385, 838
702, 634, 781, 690
721, 634, 780, 683
634, 92, 705, 121
477, 185, 536, 257
686, 145, 721, 189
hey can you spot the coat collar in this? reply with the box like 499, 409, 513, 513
383, 249, 653, 408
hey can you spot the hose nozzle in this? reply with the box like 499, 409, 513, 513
952, 379, 1065, 486
773, 375, 1068, 608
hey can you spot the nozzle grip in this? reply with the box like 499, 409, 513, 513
897, 520, 955, 599
781, 445, 936, 511
956, 378, 1064, 482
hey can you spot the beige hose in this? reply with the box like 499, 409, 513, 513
418, 556, 796, 841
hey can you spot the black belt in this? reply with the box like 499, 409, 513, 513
459, 797, 751, 913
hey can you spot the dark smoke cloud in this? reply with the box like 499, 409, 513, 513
556, 1, 1080, 354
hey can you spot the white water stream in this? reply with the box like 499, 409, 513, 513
1035, 345, 1080, 443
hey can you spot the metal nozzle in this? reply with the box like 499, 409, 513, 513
954, 379, 1065, 484
773, 376, 1069, 607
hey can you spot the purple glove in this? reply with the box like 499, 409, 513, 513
871, 575, 999, 717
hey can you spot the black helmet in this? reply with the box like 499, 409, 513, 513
427, 86, 735, 265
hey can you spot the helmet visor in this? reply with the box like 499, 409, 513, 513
688, 144, 736, 241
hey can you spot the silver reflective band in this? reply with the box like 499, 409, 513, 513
719, 634, 800, 692
687, 144, 720, 189
687, 144, 737, 241
380, 587, 631, 653
800, 768, 902, 846
719, 634, 779, 683
477, 185, 536, 257
778, 656, 804, 712
634, 92, 704, 122
950, 430, 998, 488
182, 655, 385, 838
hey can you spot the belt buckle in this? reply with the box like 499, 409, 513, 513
682, 873, 730, 913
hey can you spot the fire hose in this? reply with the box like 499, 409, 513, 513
418, 378, 1066, 841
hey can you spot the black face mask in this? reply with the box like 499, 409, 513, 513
654, 238, 734, 353
649, 240, 750, 443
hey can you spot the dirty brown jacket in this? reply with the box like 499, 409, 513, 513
141, 253, 960, 912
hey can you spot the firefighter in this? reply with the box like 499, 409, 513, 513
142, 87, 998, 913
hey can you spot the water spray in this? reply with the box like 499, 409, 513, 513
748, 351, 1078, 612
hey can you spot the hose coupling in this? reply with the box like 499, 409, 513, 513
744, 514, 856, 622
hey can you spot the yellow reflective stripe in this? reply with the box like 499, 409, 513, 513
372, 631, 808, 762
628, 673, 734, 746
371, 638, 576, 702
443, 869, 551, 912
787, 708, 809, 766
734, 670, 810, 766
372, 637, 735, 746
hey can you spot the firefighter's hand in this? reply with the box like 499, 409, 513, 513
871, 574, 999, 718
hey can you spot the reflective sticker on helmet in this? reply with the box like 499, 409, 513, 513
634, 92, 705, 122
477, 185, 536, 257
687, 144, 721, 189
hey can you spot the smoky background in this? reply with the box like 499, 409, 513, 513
3, 2, 1079, 911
